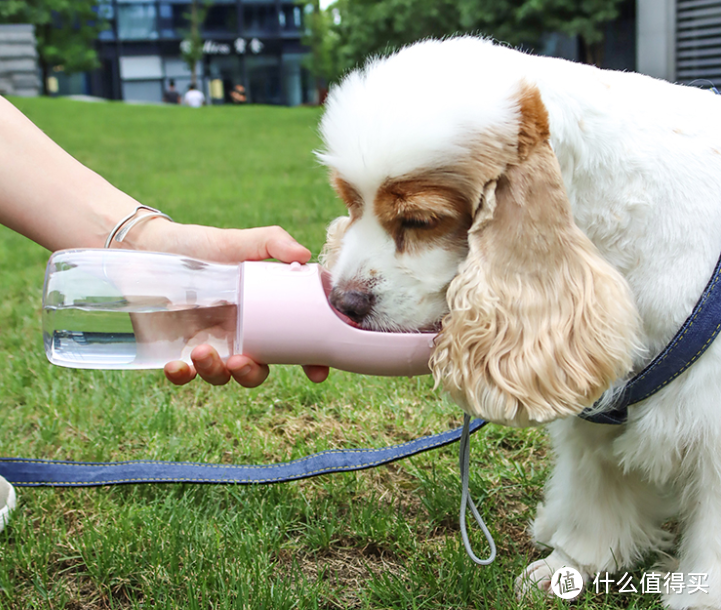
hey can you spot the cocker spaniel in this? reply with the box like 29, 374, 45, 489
317, 37, 721, 609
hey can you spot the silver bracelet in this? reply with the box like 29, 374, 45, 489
104, 205, 174, 249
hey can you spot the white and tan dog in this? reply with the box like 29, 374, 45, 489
317, 37, 721, 609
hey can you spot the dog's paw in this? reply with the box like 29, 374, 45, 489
515, 550, 589, 600
516, 559, 556, 598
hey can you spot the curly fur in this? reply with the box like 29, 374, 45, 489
318, 36, 721, 608
431, 143, 641, 425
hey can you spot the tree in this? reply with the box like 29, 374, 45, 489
180, 0, 211, 88
328, 0, 477, 81
0, 0, 107, 94
321, 0, 627, 82
515, 0, 626, 66
301, 0, 339, 101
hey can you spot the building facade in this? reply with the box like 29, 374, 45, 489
52, 0, 721, 103
80, 0, 313, 105
637, 0, 721, 86
0, 24, 40, 97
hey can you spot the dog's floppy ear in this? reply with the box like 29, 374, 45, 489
319, 215, 351, 270
430, 85, 641, 426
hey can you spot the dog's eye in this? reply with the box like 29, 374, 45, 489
400, 217, 438, 230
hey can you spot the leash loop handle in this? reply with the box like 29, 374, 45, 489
459, 414, 497, 565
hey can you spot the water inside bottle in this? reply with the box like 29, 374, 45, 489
44, 299, 238, 369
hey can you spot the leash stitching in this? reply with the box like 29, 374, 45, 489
630, 267, 721, 403
3, 421, 486, 486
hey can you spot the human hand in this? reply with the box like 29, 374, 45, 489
134, 221, 330, 387
164, 345, 330, 387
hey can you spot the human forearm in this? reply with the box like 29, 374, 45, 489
0, 95, 155, 251
0, 96, 328, 387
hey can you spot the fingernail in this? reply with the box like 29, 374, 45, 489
237, 365, 252, 377
198, 355, 213, 367
166, 362, 183, 375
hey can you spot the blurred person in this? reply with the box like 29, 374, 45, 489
183, 83, 205, 108
0, 94, 328, 532
230, 84, 247, 104
163, 79, 181, 104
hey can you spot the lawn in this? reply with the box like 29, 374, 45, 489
0, 98, 663, 609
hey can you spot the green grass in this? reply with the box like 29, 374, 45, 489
0, 98, 663, 609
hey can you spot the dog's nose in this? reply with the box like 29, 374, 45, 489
329, 288, 375, 324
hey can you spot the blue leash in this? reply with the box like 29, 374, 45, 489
0, 418, 495, 564
579, 84, 721, 425
579, 246, 721, 425
0, 417, 496, 565
0, 419, 487, 487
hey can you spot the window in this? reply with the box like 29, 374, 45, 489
163, 57, 203, 79
246, 54, 281, 104
243, 4, 278, 35
97, 0, 116, 40
120, 56, 164, 102
204, 5, 238, 35
123, 81, 163, 102
122, 80, 164, 103
119, 56, 163, 80
282, 53, 305, 106
117, 3, 158, 40
279, 4, 303, 32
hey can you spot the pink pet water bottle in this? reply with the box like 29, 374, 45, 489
42, 249, 436, 376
